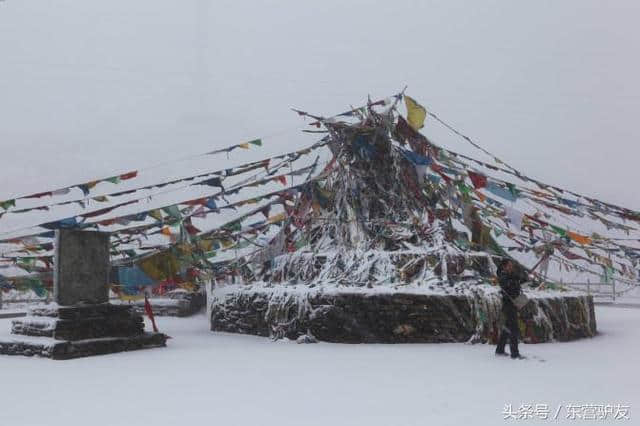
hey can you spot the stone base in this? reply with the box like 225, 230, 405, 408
0, 332, 167, 360
209, 287, 597, 344
0, 303, 168, 359
12, 304, 145, 340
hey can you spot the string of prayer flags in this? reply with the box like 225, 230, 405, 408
1, 134, 275, 218
421, 98, 640, 230
94, 176, 309, 244
0, 151, 319, 238
293, 94, 398, 127
206, 139, 263, 155
80, 200, 138, 219
75, 171, 136, 196
6, 93, 640, 294
11, 139, 327, 223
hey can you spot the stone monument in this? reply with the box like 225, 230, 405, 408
0, 229, 167, 359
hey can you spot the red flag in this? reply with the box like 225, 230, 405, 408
23, 191, 52, 199
144, 295, 159, 332
467, 171, 487, 189
184, 222, 201, 236
119, 171, 138, 180
183, 197, 207, 206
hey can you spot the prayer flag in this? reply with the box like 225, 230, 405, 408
119, 171, 138, 180
567, 231, 592, 245
404, 95, 427, 131
467, 171, 487, 189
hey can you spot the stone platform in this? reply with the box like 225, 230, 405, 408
209, 287, 596, 344
0, 303, 167, 359
114, 291, 205, 317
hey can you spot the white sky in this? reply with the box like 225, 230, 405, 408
1, 0, 639, 218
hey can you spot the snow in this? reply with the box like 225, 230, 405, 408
0, 305, 637, 425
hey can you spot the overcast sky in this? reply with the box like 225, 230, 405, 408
1, 0, 639, 220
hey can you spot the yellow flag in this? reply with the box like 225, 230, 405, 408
118, 293, 144, 302
221, 238, 235, 248
138, 251, 180, 281
404, 95, 427, 130
268, 212, 287, 224
149, 209, 164, 222
197, 239, 214, 251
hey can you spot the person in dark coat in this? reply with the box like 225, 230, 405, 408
495, 258, 527, 359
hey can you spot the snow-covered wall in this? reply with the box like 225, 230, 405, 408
208, 285, 596, 344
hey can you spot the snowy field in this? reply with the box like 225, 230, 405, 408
0, 305, 637, 426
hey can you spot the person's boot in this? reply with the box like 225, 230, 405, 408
495, 332, 508, 355
495, 344, 508, 356
510, 342, 523, 359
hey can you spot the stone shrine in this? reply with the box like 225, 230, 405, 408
0, 229, 167, 359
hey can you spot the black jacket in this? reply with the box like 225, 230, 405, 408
497, 266, 526, 306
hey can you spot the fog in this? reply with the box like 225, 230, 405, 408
1, 0, 639, 217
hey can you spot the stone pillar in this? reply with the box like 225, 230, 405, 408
54, 229, 110, 306
0, 229, 168, 359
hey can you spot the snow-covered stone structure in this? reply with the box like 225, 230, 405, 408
0, 230, 167, 359
208, 97, 597, 343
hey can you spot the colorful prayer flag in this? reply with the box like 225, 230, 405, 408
404, 95, 427, 131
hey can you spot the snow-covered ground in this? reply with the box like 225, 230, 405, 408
0, 305, 637, 426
